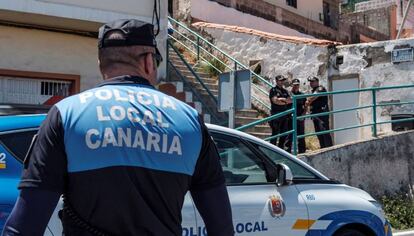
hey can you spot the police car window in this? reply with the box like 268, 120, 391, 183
0, 130, 37, 162
211, 133, 267, 185
255, 145, 318, 179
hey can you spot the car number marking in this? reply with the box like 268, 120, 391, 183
0, 152, 6, 169
306, 194, 315, 201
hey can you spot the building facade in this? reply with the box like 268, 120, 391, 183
0, 0, 168, 110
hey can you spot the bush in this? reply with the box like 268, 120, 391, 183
381, 194, 414, 230
202, 56, 228, 78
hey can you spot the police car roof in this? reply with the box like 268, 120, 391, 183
0, 114, 46, 132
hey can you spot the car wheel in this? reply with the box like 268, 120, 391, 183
334, 229, 367, 236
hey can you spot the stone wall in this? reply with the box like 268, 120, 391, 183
332, 38, 414, 138
340, 5, 397, 37
192, 22, 336, 112
299, 130, 414, 198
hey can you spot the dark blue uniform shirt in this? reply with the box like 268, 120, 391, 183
19, 76, 225, 236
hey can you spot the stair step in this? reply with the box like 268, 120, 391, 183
236, 109, 259, 118
245, 131, 272, 140
194, 82, 219, 91
200, 90, 219, 97
240, 125, 272, 134
179, 70, 212, 79
185, 75, 217, 83
234, 116, 260, 123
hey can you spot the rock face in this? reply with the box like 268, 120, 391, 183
192, 22, 335, 114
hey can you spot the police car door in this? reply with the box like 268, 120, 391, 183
188, 131, 309, 236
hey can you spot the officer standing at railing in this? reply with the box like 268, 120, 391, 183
290, 79, 307, 153
269, 75, 292, 151
306, 76, 333, 148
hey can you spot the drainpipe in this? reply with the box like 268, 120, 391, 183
396, 0, 414, 39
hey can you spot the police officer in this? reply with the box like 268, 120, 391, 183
269, 75, 292, 151
306, 76, 333, 148
2, 19, 234, 236
290, 79, 306, 154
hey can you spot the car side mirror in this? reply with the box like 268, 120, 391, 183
276, 163, 293, 186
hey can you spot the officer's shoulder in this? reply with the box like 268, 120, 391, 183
157, 90, 199, 116
55, 87, 98, 107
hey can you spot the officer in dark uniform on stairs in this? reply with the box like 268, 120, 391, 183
306, 76, 333, 149
269, 75, 292, 151
290, 79, 307, 154
2, 19, 234, 236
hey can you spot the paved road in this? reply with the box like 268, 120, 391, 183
394, 230, 414, 236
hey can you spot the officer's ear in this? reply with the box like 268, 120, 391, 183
143, 53, 156, 74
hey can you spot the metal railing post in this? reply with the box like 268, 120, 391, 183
166, 39, 170, 82
292, 96, 298, 155
196, 37, 200, 61
372, 89, 378, 137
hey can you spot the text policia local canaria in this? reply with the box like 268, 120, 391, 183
80, 89, 182, 155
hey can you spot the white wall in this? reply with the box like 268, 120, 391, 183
0, 0, 167, 25
191, 0, 315, 38
194, 25, 330, 112
198, 26, 329, 82
263, 0, 324, 22
0, 0, 169, 79
334, 38, 414, 138
0, 25, 101, 91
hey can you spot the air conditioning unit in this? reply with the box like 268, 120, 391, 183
391, 113, 414, 132
341, 0, 349, 4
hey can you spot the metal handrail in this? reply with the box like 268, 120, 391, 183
237, 83, 414, 155
169, 17, 272, 86
252, 94, 271, 110
168, 17, 272, 108
170, 28, 233, 71
168, 60, 221, 124
236, 108, 294, 131
297, 104, 373, 120
168, 40, 218, 104
169, 35, 223, 73
293, 84, 414, 99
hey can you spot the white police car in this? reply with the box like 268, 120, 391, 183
0, 115, 391, 235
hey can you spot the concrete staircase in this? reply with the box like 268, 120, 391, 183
235, 109, 271, 140
165, 46, 272, 139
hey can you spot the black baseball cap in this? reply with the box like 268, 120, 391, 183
98, 19, 162, 61
307, 76, 319, 82
275, 75, 287, 81
292, 79, 300, 85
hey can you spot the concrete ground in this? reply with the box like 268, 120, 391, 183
394, 229, 414, 236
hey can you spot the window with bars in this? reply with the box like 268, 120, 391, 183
0, 77, 72, 105
40, 81, 71, 97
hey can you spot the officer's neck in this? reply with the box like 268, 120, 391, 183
102, 66, 152, 84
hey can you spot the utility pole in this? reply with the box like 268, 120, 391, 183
397, 0, 414, 39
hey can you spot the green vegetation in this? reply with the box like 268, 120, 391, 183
202, 56, 228, 78
381, 194, 414, 230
